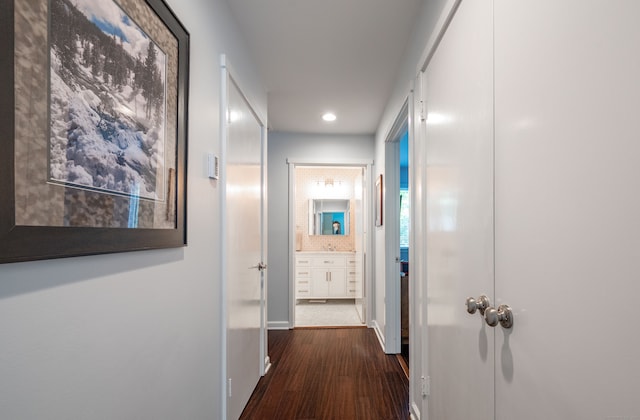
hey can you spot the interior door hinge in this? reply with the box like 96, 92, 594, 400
420, 100, 427, 122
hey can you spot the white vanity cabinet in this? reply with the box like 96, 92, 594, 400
295, 252, 354, 299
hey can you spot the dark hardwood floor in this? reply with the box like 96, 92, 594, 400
239, 328, 409, 420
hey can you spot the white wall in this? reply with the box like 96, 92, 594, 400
267, 131, 374, 328
0, 1, 265, 418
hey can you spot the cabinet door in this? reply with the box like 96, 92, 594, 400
311, 268, 329, 297
327, 269, 346, 297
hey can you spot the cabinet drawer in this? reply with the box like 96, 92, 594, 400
312, 256, 346, 267
295, 257, 311, 266
348, 278, 356, 295
296, 268, 312, 277
296, 288, 310, 297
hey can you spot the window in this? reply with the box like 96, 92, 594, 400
400, 189, 410, 248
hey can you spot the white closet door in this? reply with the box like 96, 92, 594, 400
425, 0, 495, 418
495, 0, 640, 418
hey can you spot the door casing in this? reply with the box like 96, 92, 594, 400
287, 159, 373, 329
382, 100, 408, 354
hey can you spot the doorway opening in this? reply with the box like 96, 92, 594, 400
290, 164, 368, 327
383, 98, 409, 361
399, 130, 410, 365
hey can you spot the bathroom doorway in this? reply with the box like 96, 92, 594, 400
289, 164, 369, 327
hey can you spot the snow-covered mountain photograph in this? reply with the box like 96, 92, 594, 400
49, 0, 167, 201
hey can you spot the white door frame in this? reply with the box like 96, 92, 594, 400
286, 159, 373, 329
408, 78, 425, 419
382, 99, 409, 354
220, 55, 269, 420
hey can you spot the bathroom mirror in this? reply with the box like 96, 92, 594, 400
308, 199, 350, 235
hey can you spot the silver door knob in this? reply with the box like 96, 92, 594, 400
484, 304, 513, 329
466, 295, 490, 315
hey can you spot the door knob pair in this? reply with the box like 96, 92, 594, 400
465, 295, 513, 329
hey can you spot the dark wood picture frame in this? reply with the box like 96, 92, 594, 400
375, 174, 383, 227
0, 0, 189, 264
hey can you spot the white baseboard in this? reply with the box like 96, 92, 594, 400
410, 401, 421, 420
263, 356, 272, 375
371, 319, 385, 352
267, 321, 291, 330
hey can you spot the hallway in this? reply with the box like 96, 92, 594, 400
239, 328, 408, 420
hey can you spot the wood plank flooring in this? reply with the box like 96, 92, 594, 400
239, 328, 409, 420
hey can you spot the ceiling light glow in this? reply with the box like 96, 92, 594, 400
228, 110, 242, 123
322, 112, 337, 122
427, 112, 453, 125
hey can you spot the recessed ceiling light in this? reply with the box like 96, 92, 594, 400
322, 112, 337, 122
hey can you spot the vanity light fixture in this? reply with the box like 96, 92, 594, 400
322, 112, 337, 122
315, 177, 342, 187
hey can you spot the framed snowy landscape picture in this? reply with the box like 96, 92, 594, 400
0, 0, 189, 263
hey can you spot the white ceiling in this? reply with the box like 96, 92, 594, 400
227, 0, 423, 135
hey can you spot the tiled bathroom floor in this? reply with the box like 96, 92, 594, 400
295, 299, 364, 327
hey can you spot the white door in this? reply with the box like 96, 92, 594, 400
424, 0, 494, 418
224, 70, 265, 420
424, 0, 640, 419
494, 0, 640, 417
